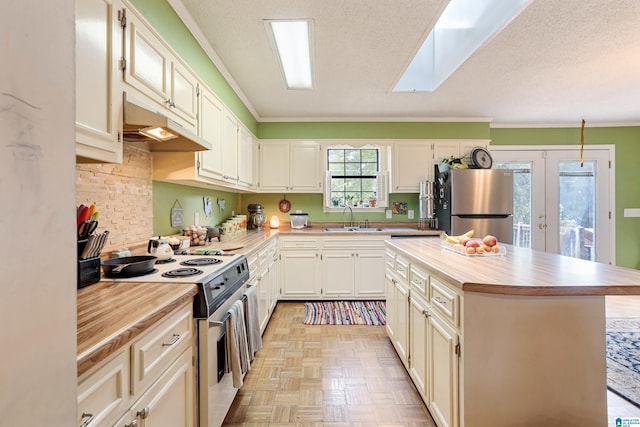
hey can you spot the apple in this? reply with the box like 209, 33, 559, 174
466, 240, 480, 249
459, 236, 471, 246
483, 235, 497, 247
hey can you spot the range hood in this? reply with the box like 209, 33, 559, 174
122, 93, 211, 152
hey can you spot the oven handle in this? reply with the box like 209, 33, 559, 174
207, 285, 252, 329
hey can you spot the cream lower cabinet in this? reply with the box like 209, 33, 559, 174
279, 237, 322, 299
321, 236, 386, 299
78, 303, 194, 427
409, 292, 429, 400
385, 247, 461, 427
386, 252, 410, 366
248, 239, 279, 333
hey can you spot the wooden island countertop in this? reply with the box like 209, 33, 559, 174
386, 236, 640, 296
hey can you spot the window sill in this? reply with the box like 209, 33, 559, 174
323, 206, 387, 214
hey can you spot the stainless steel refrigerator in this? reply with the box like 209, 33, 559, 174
435, 169, 514, 244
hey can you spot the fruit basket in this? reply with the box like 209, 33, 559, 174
440, 240, 506, 256
440, 232, 506, 256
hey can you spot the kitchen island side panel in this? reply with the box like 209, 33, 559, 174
461, 292, 607, 426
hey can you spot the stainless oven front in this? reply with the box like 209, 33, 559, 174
196, 282, 249, 427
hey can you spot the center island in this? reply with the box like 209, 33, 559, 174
384, 236, 640, 427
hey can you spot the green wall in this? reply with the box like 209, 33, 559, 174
258, 122, 490, 140
491, 126, 640, 269
129, 0, 258, 135
153, 181, 241, 236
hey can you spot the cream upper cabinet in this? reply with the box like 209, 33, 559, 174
238, 124, 255, 190
198, 85, 224, 181
432, 140, 490, 166
121, 5, 198, 134
258, 141, 322, 192
222, 108, 239, 184
290, 141, 322, 192
75, 0, 123, 163
258, 141, 289, 191
392, 141, 433, 192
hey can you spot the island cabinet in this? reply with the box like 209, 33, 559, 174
385, 251, 410, 366
75, 0, 123, 163
77, 303, 195, 427
384, 237, 633, 427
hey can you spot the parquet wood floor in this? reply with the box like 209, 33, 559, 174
222, 302, 437, 426
223, 298, 640, 426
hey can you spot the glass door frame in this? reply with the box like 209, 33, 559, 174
492, 144, 616, 265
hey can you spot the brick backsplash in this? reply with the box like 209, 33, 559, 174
76, 145, 153, 249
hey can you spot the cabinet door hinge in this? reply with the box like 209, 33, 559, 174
118, 9, 127, 29
196, 159, 200, 170
455, 340, 461, 357
119, 57, 127, 71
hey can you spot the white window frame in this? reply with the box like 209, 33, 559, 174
322, 141, 390, 213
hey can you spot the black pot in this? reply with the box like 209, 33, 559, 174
101, 255, 158, 278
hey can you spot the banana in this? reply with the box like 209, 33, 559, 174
441, 232, 460, 244
456, 229, 474, 239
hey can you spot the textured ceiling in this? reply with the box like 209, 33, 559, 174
170, 0, 640, 125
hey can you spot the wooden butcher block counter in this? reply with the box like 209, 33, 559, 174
386, 236, 640, 295
77, 281, 197, 377
384, 236, 640, 427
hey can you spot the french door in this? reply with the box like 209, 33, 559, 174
492, 146, 614, 264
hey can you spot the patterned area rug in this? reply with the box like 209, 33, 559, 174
303, 301, 386, 325
606, 318, 640, 408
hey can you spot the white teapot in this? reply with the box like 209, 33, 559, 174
147, 237, 173, 261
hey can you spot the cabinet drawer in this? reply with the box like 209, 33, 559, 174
280, 238, 319, 249
410, 264, 428, 298
385, 249, 396, 270
131, 304, 193, 396
323, 236, 385, 250
395, 255, 410, 282
430, 276, 459, 326
77, 349, 130, 427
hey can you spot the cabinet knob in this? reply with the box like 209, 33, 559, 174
422, 309, 431, 317
124, 421, 138, 427
137, 407, 150, 419
79, 412, 94, 427
434, 296, 447, 306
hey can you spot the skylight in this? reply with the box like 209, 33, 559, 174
267, 20, 313, 90
394, 0, 533, 92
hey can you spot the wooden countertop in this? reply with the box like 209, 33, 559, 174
386, 237, 640, 296
77, 226, 438, 376
77, 281, 197, 377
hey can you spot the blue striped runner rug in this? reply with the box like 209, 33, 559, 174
303, 301, 386, 325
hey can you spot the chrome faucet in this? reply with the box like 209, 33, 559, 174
342, 205, 354, 228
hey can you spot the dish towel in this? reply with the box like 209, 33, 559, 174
225, 300, 250, 388
243, 285, 263, 360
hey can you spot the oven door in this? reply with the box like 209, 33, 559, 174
196, 284, 246, 427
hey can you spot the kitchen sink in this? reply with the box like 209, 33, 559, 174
323, 227, 420, 233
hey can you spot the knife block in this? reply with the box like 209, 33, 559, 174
78, 239, 101, 289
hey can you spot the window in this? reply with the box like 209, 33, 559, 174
324, 146, 388, 210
